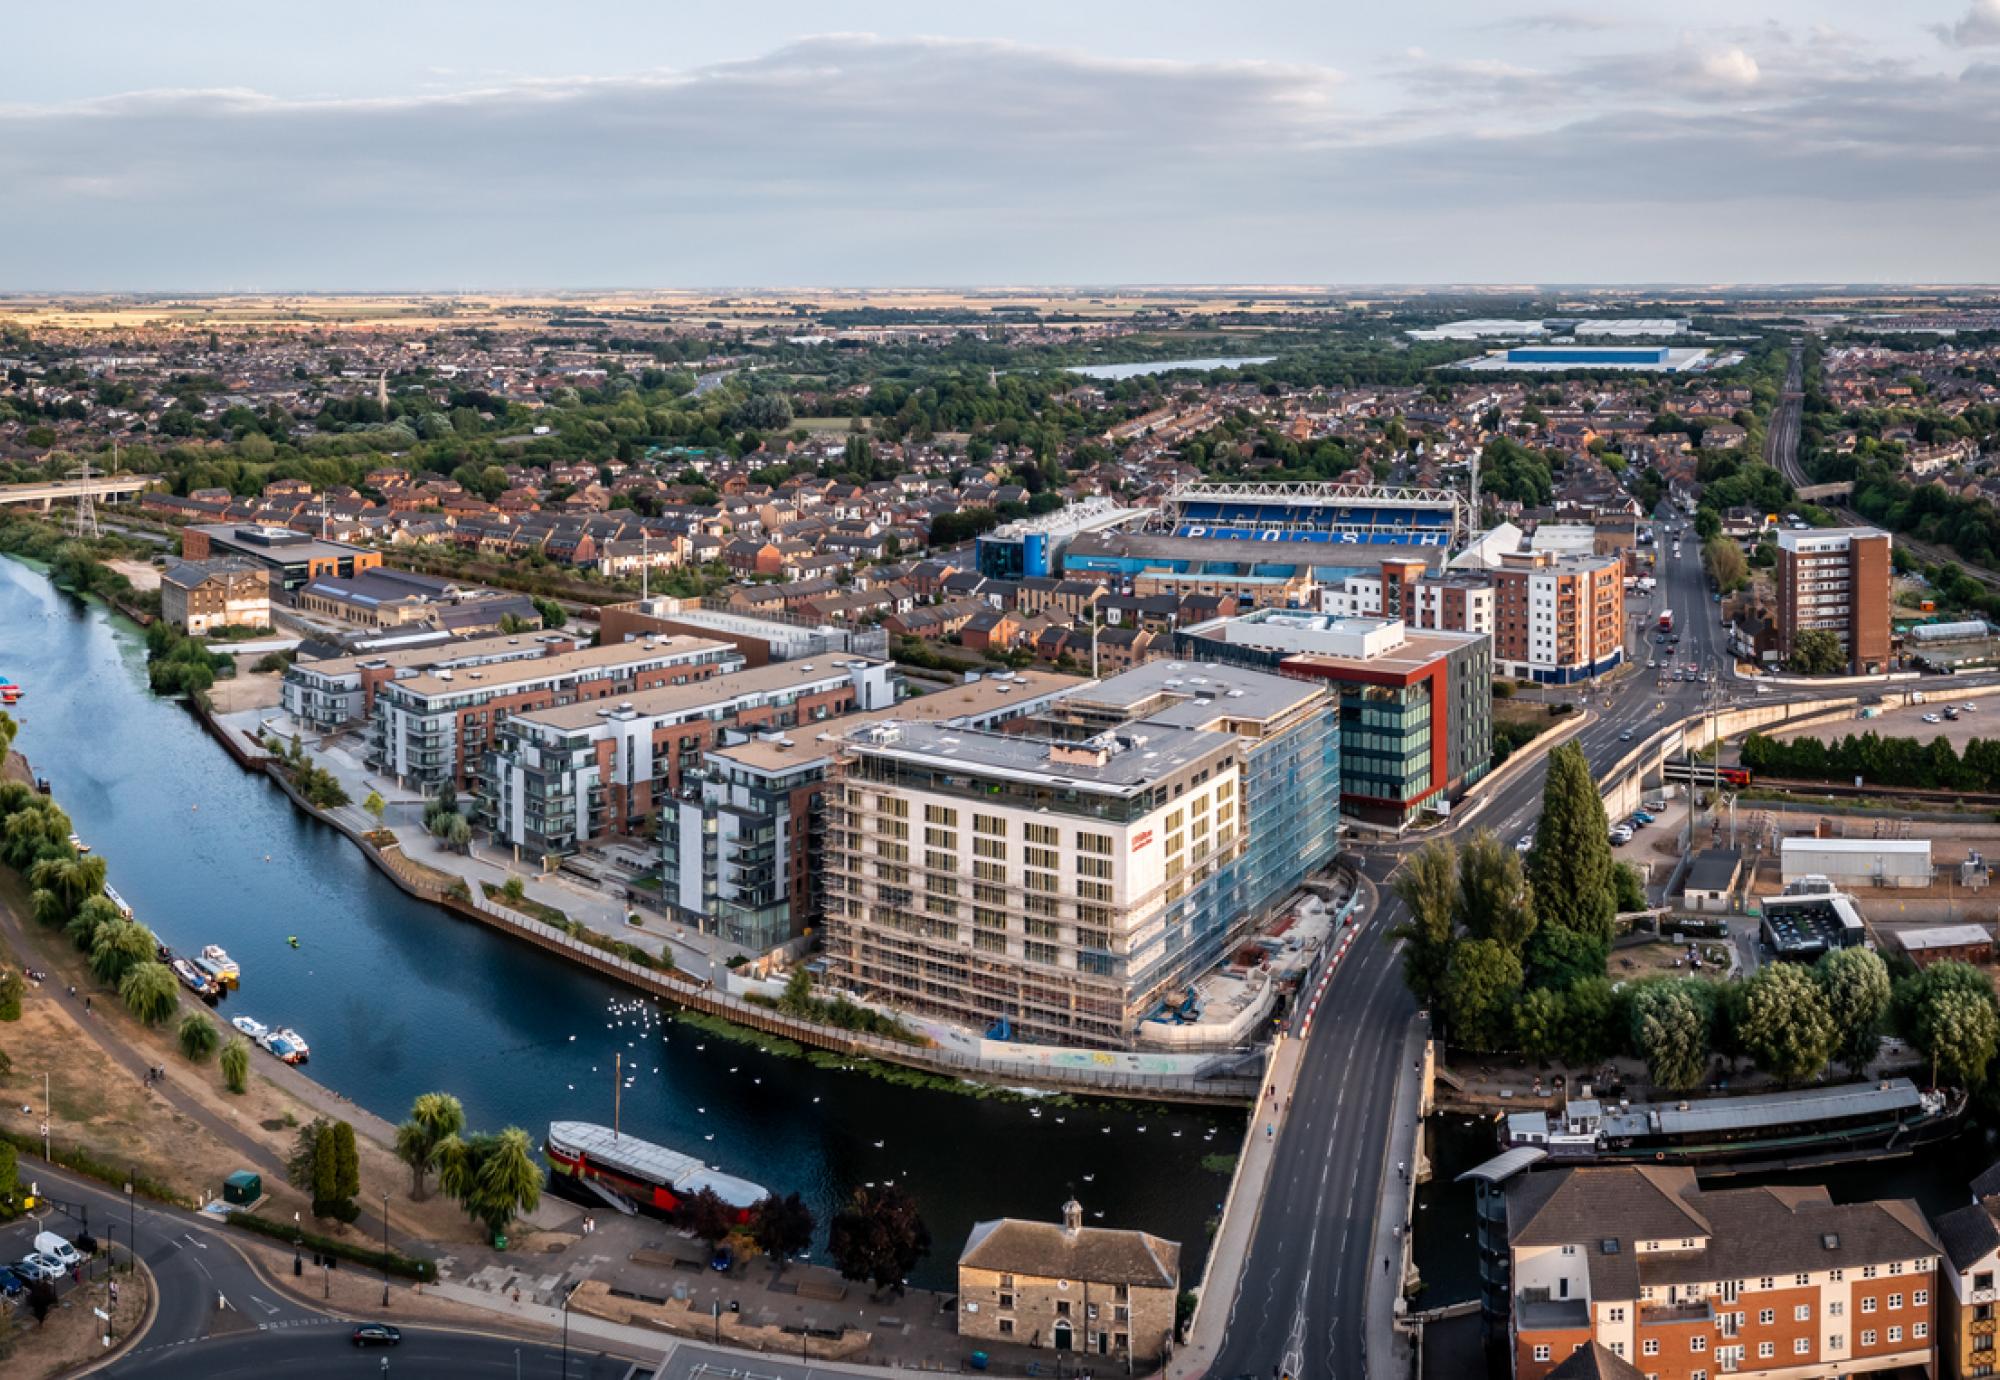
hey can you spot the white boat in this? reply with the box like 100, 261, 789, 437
200, 946, 240, 986
270, 1027, 310, 1064
170, 957, 220, 1002
103, 884, 133, 919
68, 832, 89, 854
230, 1016, 269, 1041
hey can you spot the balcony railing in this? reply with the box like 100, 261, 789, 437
1641, 1301, 1716, 1325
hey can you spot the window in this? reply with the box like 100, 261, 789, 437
1889, 1261, 1904, 1276
1690, 1336, 1707, 1353
1887, 1326, 1902, 1344
1759, 1309, 1775, 1326
1829, 1300, 1844, 1317
1861, 1330, 1876, 1347
1533, 1346, 1551, 1363
1829, 1335, 1844, 1351
1758, 1276, 1775, 1290
1794, 1305, 1812, 1322
1024, 822, 1057, 847
1862, 1265, 1878, 1279
1830, 1268, 1844, 1282
1915, 1322, 1929, 1339
1077, 832, 1112, 855
1914, 1289, 1929, 1307
998, 1319, 1014, 1336
1757, 1343, 1774, 1360
999, 1293, 1014, 1309
1887, 1293, 1901, 1310
1561, 1245, 1577, 1256
1607, 1307, 1626, 1323
974, 814, 1004, 836
1861, 1297, 1876, 1314
1794, 1273, 1811, 1287
1794, 1338, 1811, 1355
1643, 1340, 1660, 1357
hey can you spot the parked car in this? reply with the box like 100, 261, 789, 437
1515, 834, 1533, 854
1609, 827, 1633, 845
0, 1266, 25, 1296
352, 1323, 403, 1348
13, 1254, 61, 1283
1964, 703, 1978, 712
710, 1244, 735, 1273
1631, 810, 1657, 824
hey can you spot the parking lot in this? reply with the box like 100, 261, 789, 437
1763, 694, 2000, 752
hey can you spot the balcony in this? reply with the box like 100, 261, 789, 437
1640, 1301, 1716, 1325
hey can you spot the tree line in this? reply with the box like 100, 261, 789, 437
1740, 728, 2000, 793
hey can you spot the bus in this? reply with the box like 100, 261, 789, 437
1658, 609, 1675, 632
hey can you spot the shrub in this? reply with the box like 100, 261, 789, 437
179, 1012, 220, 1061
224, 1212, 436, 1281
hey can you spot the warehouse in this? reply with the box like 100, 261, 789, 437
1779, 836, 1932, 890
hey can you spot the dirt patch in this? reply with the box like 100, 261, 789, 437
0, 1248, 152, 1377
205, 668, 283, 715
1608, 939, 1732, 981
102, 559, 161, 593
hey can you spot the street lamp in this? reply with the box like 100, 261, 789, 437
124, 1172, 134, 1275
561, 1280, 577, 1380
381, 1193, 391, 1307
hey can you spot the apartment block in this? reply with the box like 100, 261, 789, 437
1321, 557, 1497, 637
661, 670, 1084, 952
1776, 527, 1892, 674
1490, 549, 1626, 684
1476, 1162, 1939, 1380
480, 657, 895, 860
825, 719, 1244, 1047
369, 635, 739, 790
282, 630, 588, 729
1931, 1164, 2000, 1380
159, 557, 269, 635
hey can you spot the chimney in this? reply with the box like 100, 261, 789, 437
1062, 1197, 1084, 1235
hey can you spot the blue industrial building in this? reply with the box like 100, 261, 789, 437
1503, 345, 1671, 366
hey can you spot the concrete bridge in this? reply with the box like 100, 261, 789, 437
0, 474, 161, 509
1796, 480, 1855, 502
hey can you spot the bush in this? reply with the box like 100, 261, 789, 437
224, 1212, 436, 1281
179, 1012, 220, 1061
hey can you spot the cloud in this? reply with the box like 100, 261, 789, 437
1940, 0, 2000, 47
0, 31, 1995, 287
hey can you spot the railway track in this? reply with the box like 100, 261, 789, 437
1749, 775, 2000, 809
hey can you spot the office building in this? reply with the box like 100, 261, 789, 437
481, 657, 894, 861
1471, 1160, 1939, 1380
159, 558, 269, 635
1176, 611, 1491, 828
369, 636, 738, 789
662, 670, 1083, 952
1777, 527, 1892, 674
1490, 549, 1625, 684
179, 523, 381, 594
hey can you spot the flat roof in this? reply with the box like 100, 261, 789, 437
394, 636, 729, 697
1653, 1080, 1923, 1136
845, 719, 1234, 794
1687, 849, 1744, 892
296, 631, 572, 678
196, 523, 366, 564
1059, 660, 1327, 729
1780, 837, 1930, 856
1777, 525, 1888, 552
517, 656, 878, 730
1281, 628, 1484, 678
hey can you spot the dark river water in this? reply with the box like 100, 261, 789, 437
0, 558, 1241, 1285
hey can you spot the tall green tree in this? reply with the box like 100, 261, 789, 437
1900, 961, 2000, 1088
1527, 743, 1616, 947
1629, 982, 1710, 1092
332, 1121, 361, 1202
179, 1012, 219, 1061
466, 1127, 543, 1237
1513, 987, 1566, 1062
828, 1184, 931, 1298
220, 1036, 250, 1093
1814, 947, 1892, 1074
1455, 830, 1537, 956
1442, 938, 1523, 1051
1391, 840, 1460, 1007
750, 1192, 817, 1276
1560, 977, 1618, 1065
89, 918, 157, 987
1737, 962, 1837, 1083
1785, 628, 1846, 676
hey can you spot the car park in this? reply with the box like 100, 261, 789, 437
352, 1323, 403, 1348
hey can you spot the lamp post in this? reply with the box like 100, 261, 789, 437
124, 1172, 134, 1275
380, 1193, 391, 1307
561, 1280, 576, 1380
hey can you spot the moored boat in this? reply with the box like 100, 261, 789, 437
230, 1015, 269, 1041
103, 884, 133, 919
200, 946, 240, 987
1502, 1077, 1966, 1170
68, 832, 89, 854
270, 1027, 310, 1064
545, 1120, 767, 1219
169, 957, 221, 1003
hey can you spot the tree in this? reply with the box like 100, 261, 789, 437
499, 875, 526, 904
28, 851, 107, 915
362, 790, 386, 826
65, 894, 122, 950
220, 1035, 250, 1093
394, 1091, 467, 1200
1629, 982, 1710, 1092
1613, 864, 1647, 915
1513, 986, 1566, 1062
1561, 977, 1619, 1065
464, 1127, 542, 1237
1814, 947, 1892, 1073
1786, 627, 1846, 676
119, 961, 179, 1026
26, 1276, 57, 1325
678, 1187, 736, 1246
1737, 962, 1837, 1083
178, 1012, 219, 1061
333, 1120, 361, 1202
1901, 960, 2000, 1088
1702, 535, 1748, 593
312, 1121, 341, 1210
89, 918, 156, 987
779, 966, 815, 1015
751, 1192, 816, 1274
0, 965, 22, 1021
439, 812, 472, 851
1442, 938, 1523, 1051
532, 597, 568, 630
1391, 840, 1459, 1008
1455, 830, 1537, 956
828, 1184, 931, 1297
0, 1138, 15, 1205
1694, 508, 1722, 541
1527, 743, 1616, 948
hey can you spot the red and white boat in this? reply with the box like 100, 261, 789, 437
545, 1120, 766, 1219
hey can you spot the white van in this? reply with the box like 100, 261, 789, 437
33, 1231, 82, 1269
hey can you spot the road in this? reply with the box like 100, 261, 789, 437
109, 1326, 647, 1378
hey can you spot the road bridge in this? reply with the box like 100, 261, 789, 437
0, 473, 161, 508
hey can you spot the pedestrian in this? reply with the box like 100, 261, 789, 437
84, 995, 91, 1012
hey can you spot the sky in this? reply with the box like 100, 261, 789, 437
4, 1, 2000, 290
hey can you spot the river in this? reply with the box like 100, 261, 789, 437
0, 558, 1239, 1286
1065, 356, 1276, 380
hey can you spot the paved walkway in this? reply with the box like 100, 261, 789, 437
1365, 1013, 1430, 1380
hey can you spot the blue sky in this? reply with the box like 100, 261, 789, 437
5, 1, 2000, 289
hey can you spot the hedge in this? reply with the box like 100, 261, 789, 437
0, 1130, 190, 1207
225, 1211, 437, 1281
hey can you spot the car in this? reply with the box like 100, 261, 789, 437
1619, 729, 1635, 742
1923, 713, 1942, 724
1609, 827, 1633, 845
352, 1323, 403, 1348
710, 1244, 735, 1273
1647, 658, 1657, 669
1965, 703, 1979, 712
1631, 810, 1656, 824
0, 1268, 22, 1297
13, 1254, 61, 1283
1515, 834, 1534, 854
